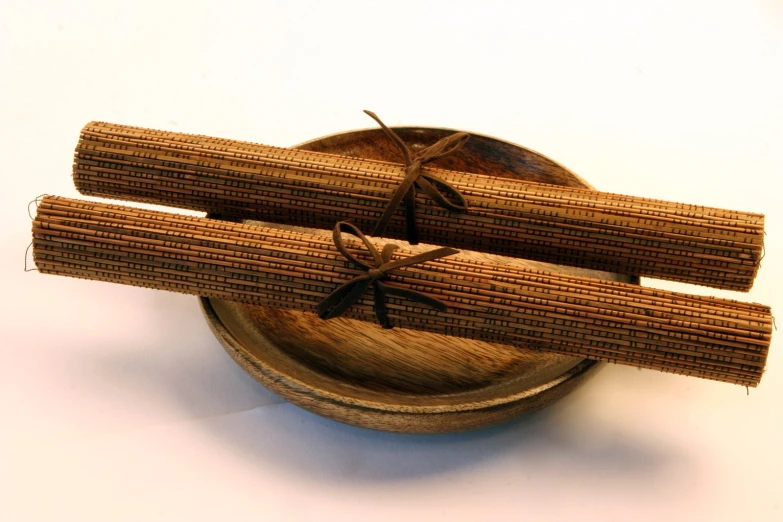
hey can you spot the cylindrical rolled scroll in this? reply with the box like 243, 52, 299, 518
72, 122, 764, 291
32, 196, 772, 386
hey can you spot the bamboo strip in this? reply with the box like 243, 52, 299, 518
32, 196, 772, 386
71, 122, 765, 291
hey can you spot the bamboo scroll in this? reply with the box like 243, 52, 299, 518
32, 196, 771, 387
72, 122, 764, 291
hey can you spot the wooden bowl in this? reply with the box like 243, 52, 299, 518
200, 127, 637, 433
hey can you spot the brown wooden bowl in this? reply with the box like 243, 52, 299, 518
200, 127, 637, 434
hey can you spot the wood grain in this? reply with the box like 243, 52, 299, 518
203, 129, 616, 433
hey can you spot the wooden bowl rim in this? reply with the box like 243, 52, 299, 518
198, 125, 633, 424
201, 297, 602, 414
296, 125, 595, 190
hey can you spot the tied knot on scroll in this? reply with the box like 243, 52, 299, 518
365, 110, 470, 244
318, 221, 459, 329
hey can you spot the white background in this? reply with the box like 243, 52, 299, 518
1, 1, 781, 520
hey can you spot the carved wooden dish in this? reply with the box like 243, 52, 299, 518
200, 126, 637, 433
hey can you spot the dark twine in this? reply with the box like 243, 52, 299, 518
365, 110, 470, 244
25, 195, 47, 273
24, 242, 37, 272
317, 221, 459, 328
28, 194, 46, 220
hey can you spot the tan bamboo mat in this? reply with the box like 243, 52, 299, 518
32, 196, 771, 386
72, 122, 764, 291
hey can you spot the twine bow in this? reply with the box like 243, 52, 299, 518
317, 221, 459, 329
365, 110, 470, 245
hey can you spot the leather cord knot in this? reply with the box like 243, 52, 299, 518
364, 110, 470, 245
367, 268, 385, 281
317, 221, 459, 329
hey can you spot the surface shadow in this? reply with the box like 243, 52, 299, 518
66, 292, 284, 422
201, 397, 683, 483
79, 292, 684, 483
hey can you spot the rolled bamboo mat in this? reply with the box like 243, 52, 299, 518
72, 122, 764, 291
32, 196, 772, 387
